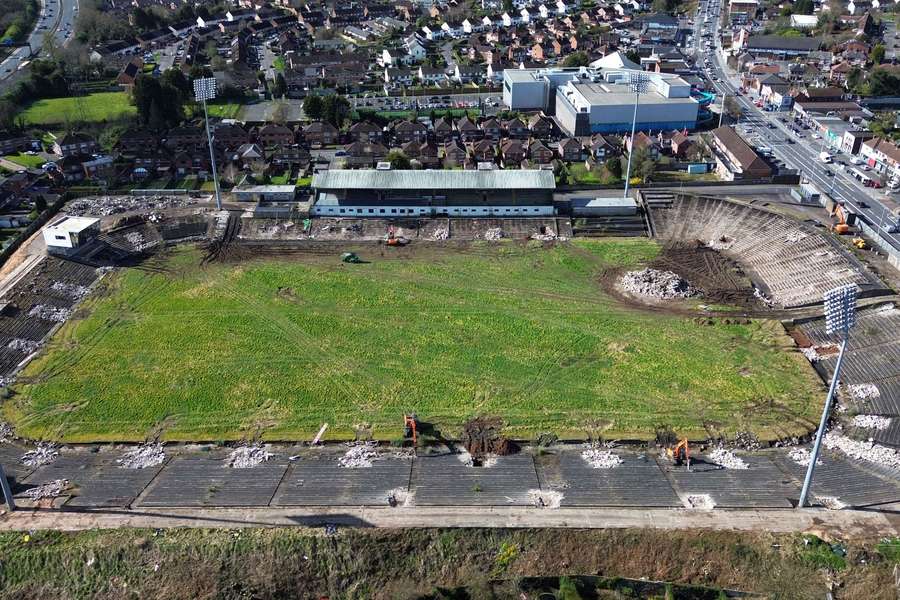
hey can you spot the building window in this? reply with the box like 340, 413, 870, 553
390, 209, 397, 214
379, 209, 385, 213
368, 209, 374, 213
339, 209, 345, 214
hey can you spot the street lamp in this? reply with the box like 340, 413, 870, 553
193, 77, 223, 211
623, 71, 649, 200
798, 283, 858, 508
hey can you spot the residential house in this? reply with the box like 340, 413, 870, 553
214, 123, 250, 151
456, 116, 481, 142
586, 134, 616, 161
53, 133, 99, 157
344, 140, 389, 168
504, 117, 529, 139
557, 137, 583, 162
480, 117, 501, 141
500, 138, 526, 166
442, 140, 468, 167
433, 117, 455, 142
256, 124, 295, 147
625, 132, 659, 159
348, 121, 383, 142
392, 120, 428, 143
529, 114, 553, 138
384, 67, 414, 87
861, 137, 900, 179
669, 130, 695, 159
271, 144, 310, 168
0, 133, 40, 155
709, 126, 773, 180
116, 129, 159, 154
418, 65, 446, 86
469, 139, 496, 163
454, 64, 481, 83
529, 139, 554, 163
228, 143, 265, 168
304, 121, 339, 146
117, 57, 143, 88
165, 127, 206, 152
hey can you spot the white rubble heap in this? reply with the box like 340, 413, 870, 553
484, 228, 504, 241
430, 228, 450, 241
23, 479, 68, 501
800, 344, 839, 363
708, 447, 749, 470
7, 338, 41, 354
226, 444, 274, 468
686, 494, 716, 509
848, 383, 880, 401
816, 496, 847, 510
21, 442, 59, 467
788, 447, 822, 467
50, 281, 91, 300
338, 442, 380, 468
0, 421, 15, 443
706, 236, 735, 251
753, 286, 775, 307
620, 268, 698, 299
530, 228, 559, 242
528, 489, 564, 509
581, 447, 623, 469
456, 450, 498, 467
124, 231, 147, 249
386, 487, 414, 507
117, 443, 167, 469
824, 431, 900, 469
65, 194, 198, 218
784, 231, 807, 244
28, 304, 72, 322
852, 415, 892, 430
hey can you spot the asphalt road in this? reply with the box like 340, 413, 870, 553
0, 0, 78, 83
699, 0, 900, 254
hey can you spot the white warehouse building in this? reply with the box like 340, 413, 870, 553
503, 53, 700, 136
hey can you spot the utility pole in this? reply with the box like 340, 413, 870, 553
622, 71, 648, 200
798, 284, 858, 509
193, 77, 223, 211
718, 93, 727, 128
0, 464, 14, 511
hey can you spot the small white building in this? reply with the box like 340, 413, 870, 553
43, 216, 100, 256
233, 185, 297, 202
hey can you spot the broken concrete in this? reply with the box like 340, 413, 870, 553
824, 431, 900, 469
50, 281, 90, 300
686, 494, 716, 510
581, 447, 623, 469
620, 268, 698, 300
6, 338, 41, 354
226, 444, 274, 469
484, 228, 504, 241
528, 489, 564, 509
21, 443, 59, 467
27, 305, 72, 322
338, 442, 380, 468
788, 448, 821, 467
847, 383, 880, 402
708, 447, 749, 470
23, 479, 68, 500
117, 443, 167, 469
851, 415, 891, 430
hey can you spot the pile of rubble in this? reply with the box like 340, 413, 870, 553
530, 228, 558, 242
21, 442, 59, 467
50, 281, 91, 300
226, 444, 274, 468
65, 194, 198, 218
7, 338, 41, 354
824, 431, 900, 469
708, 447, 749, 470
124, 231, 147, 250
686, 494, 715, 509
620, 268, 698, 300
28, 305, 72, 322
852, 415, 892, 430
706, 236, 735, 251
528, 489, 564, 509
581, 447, 623, 469
23, 479, 68, 501
430, 228, 449, 241
784, 231, 808, 245
338, 442, 380, 468
117, 443, 167, 469
732, 431, 762, 451
788, 447, 821, 466
457, 450, 497, 468
848, 384, 880, 401
386, 487, 414, 507
753, 286, 775, 307
817, 496, 847, 510
0, 421, 15, 444
800, 344, 839, 363
484, 228, 504, 241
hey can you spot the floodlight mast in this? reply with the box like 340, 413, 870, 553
193, 77, 223, 211
622, 72, 648, 200
798, 284, 858, 508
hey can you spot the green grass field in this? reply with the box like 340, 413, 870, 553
9, 240, 822, 442
20, 92, 136, 125
3, 152, 43, 168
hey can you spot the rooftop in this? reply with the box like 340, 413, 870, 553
47, 215, 100, 233
312, 169, 556, 190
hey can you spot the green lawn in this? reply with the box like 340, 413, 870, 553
3, 152, 43, 168
9, 240, 822, 442
19, 92, 136, 125
204, 101, 243, 119
567, 163, 604, 184
268, 171, 291, 185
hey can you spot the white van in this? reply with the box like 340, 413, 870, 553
849, 156, 863, 165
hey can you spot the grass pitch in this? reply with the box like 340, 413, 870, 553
9, 240, 822, 442
19, 92, 136, 125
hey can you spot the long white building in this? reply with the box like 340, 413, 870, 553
503, 53, 700, 136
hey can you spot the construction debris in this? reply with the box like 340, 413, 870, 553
528, 489, 564, 509
23, 479, 68, 501
51, 281, 91, 300
386, 487, 414, 507
581, 447, 623, 469
0, 421, 15, 444
800, 344, 839, 363
65, 194, 198, 218
456, 450, 498, 468
732, 431, 762, 451
686, 494, 716, 510
784, 231, 808, 245
338, 442, 380, 468
461, 416, 512, 461
530, 228, 558, 242
848, 384, 880, 401
852, 415, 892, 430
788, 447, 822, 467
816, 496, 847, 510
484, 228, 504, 241
117, 443, 167, 469
28, 304, 72, 322
430, 228, 449, 241
753, 286, 775, 307
824, 431, 900, 469
620, 268, 698, 299
21, 443, 59, 467
705, 235, 735, 251
708, 447, 749, 470
226, 444, 274, 468
6, 338, 41, 354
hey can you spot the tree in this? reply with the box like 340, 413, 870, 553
322, 95, 351, 127
271, 101, 289, 125
303, 94, 324, 120
795, 0, 814, 14
724, 95, 743, 120
605, 156, 622, 179
270, 73, 287, 99
562, 51, 591, 68
871, 44, 886, 65
625, 50, 641, 66
639, 157, 657, 182
34, 196, 47, 213
387, 149, 411, 169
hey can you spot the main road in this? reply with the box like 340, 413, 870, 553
0, 0, 79, 82
698, 0, 900, 254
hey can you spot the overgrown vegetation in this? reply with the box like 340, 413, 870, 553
10, 240, 822, 442
0, 528, 895, 599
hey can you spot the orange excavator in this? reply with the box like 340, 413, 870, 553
386, 225, 410, 247
666, 437, 690, 468
403, 414, 419, 445
827, 201, 853, 235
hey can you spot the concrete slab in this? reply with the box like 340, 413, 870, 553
666, 454, 798, 508
411, 453, 539, 506
272, 456, 412, 507
137, 454, 288, 507
774, 452, 900, 508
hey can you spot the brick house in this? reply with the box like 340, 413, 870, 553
529, 139, 554, 163
256, 124, 295, 146
304, 121, 339, 146
500, 138, 526, 166
557, 137, 583, 162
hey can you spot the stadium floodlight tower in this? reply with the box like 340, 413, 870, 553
193, 76, 222, 211
798, 283, 858, 509
622, 70, 649, 200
